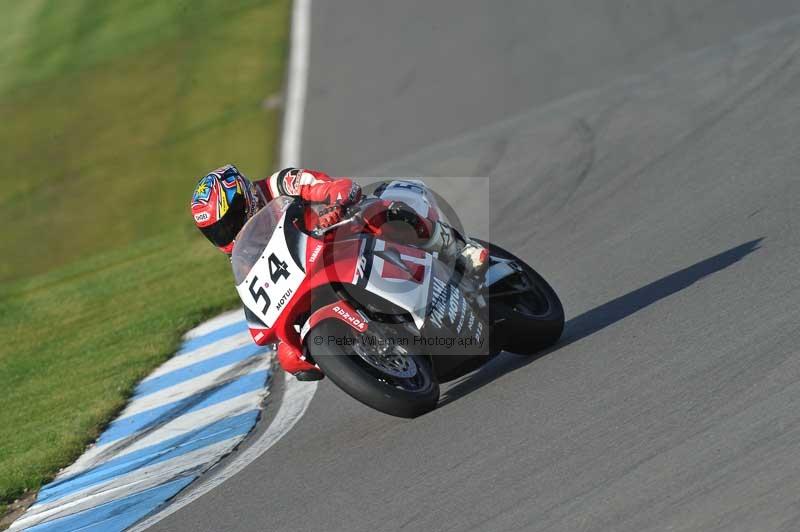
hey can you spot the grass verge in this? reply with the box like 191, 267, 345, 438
0, 0, 290, 510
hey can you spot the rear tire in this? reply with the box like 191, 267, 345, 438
306, 320, 440, 418
477, 240, 565, 355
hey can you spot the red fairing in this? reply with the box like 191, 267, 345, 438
277, 342, 318, 374
305, 239, 324, 266
379, 242, 426, 283
249, 321, 317, 377
300, 300, 368, 342
249, 327, 274, 346
257, 236, 361, 375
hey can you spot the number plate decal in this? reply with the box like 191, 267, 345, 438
236, 220, 305, 327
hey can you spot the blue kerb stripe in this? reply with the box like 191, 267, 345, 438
37, 410, 259, 505
97, 369, 270, 446
178, 320, 248, 354
27, 475, 195, 532
135, 343, 263, 398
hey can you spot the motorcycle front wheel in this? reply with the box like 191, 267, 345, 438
305, 319, 440, 418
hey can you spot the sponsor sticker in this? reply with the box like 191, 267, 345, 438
333, 305, 367, 331
308, 244, 323, 263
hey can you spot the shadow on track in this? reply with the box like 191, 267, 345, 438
439, 238, 763, 407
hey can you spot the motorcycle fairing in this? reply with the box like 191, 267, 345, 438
299, 300, 369, 342
235, 210, 307, 328
353, 238, 434, 329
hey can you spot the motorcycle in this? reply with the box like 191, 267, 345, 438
231, 180, 564, 418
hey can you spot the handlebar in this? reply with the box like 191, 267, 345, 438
310, 201, 367, 238
309, 197, 418, 238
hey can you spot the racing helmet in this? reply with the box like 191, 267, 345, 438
190, 164, 258, 254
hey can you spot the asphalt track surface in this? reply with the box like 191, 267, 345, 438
154, 2, 800, 531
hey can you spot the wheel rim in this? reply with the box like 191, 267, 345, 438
346, 325, 431, 391
514, 281, 551, 317
497, 266, 552, 318
352, 336, 418, 379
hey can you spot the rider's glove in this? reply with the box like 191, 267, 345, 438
317, 205, 343, 228
341, 182, 362, 206
323, 180, 362, 206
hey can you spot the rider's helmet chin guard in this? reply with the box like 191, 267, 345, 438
190, 165, 258, 254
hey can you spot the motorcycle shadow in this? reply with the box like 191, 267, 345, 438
439, 238, 762, 407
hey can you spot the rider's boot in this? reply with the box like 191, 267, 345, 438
459, 241, 490, 276
277, 342, 324, 381
424, 221, 490, 278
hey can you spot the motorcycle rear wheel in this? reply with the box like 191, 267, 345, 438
478, 240, 565, 355
306, 319, 440, 418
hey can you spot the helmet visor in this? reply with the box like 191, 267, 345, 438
199, 193, 247, 249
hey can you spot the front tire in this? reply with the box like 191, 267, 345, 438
306, 319, 440, 418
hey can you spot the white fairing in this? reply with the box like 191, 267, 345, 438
361, 180, 449, 328
235, 212, 306, 327
354, 238, 434, 329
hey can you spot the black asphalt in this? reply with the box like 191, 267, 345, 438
153, 2, 800, 531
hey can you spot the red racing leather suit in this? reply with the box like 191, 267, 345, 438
254, 167, 360, 209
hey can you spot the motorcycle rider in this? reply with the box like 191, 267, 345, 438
190, 164, 488, 381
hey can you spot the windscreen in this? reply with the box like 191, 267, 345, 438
231, 196, 294, 284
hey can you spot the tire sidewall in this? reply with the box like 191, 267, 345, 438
306, 319, 440, 418
477, 239, 565, 354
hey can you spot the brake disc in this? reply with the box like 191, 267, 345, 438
352, 335, 418, 379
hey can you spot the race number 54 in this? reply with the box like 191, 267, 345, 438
248, 276, 270, 314
268, 253, 290, 283
248, 253, 291, 314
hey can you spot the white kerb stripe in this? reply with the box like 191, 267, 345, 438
130, 373, 318, 532
112, 353, 270, 420
183, 309, 245, 340
143, 332, 252, 381
60, 387, 268, 478
10, 437, 242, 530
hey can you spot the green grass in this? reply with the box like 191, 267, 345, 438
0, 0, 290, 508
